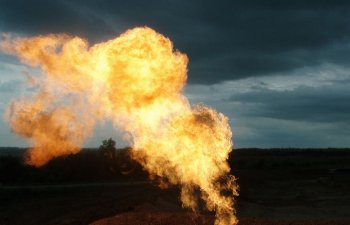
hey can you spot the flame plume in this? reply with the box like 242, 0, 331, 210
1, 27, 238, 225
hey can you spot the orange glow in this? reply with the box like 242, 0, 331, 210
1, 27, 238, 225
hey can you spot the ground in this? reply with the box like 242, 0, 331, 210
1, 149, 350, 225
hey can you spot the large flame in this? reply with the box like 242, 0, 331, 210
1, 27, 238, 225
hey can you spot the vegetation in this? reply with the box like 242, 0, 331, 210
0, 146, 349, 185
0, 139, 146, 185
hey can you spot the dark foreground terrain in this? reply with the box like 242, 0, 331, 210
0, 148, 350, 225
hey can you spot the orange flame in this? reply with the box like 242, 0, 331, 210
1, 27, 238, 225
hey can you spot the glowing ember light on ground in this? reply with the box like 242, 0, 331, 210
1, 27, 238, 225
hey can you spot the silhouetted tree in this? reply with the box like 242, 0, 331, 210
99, 138, 117, 159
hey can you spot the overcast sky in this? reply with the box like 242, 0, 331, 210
1, 0, 350, 148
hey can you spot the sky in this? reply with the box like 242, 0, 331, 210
0, 0, 350, 148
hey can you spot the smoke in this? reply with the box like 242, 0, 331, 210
1, 27, 238, 225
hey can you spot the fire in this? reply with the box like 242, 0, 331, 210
1, 27, 238, 225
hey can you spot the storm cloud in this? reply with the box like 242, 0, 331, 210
2, 0, 350, 83
1, 0, 350, 147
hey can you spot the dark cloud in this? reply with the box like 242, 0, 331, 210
1, 0, 350, 148
1, 0, 350, 84
0, 0, 115, 42
186, 79, 350, 148
228, 83, 350, 123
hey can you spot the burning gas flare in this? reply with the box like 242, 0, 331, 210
1, 27, 238, 225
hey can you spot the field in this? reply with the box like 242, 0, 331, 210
1, 148, 350, 225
